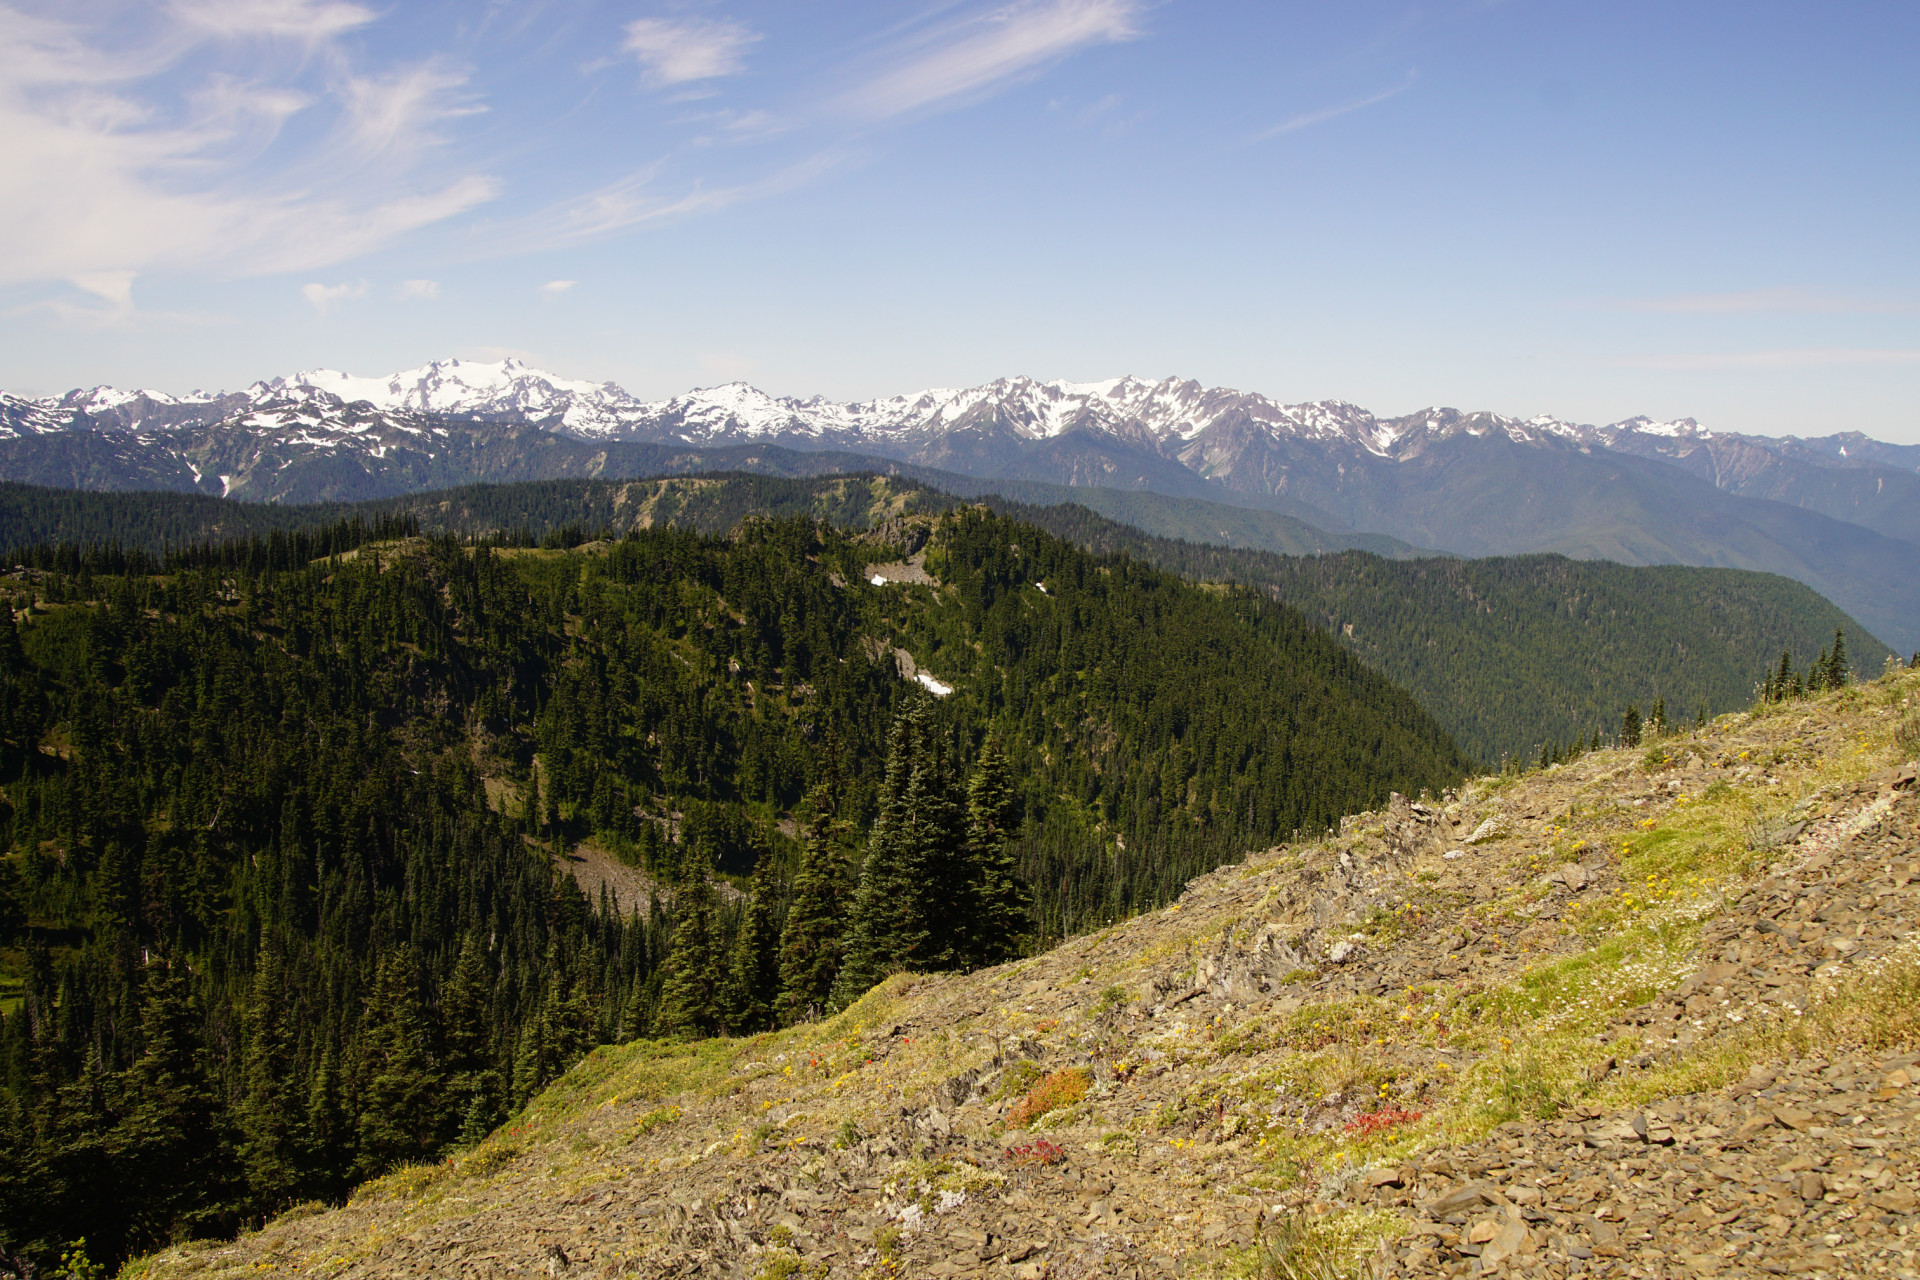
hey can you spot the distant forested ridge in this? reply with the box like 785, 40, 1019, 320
0, 506, 1465, 1269
983, 499, 1894, 764
0, 476, 1890, 768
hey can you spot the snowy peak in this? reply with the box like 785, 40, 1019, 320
1602, 415, 1709, 440
4, 359, 1906, 489
254, 357, 632, 421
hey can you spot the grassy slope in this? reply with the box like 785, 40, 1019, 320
127, 669, 1920, 1280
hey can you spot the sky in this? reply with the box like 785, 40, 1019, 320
1, 0, 1917, 442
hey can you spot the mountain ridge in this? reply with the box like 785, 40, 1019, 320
6, 357, 1919, 647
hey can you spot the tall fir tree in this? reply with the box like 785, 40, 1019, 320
905, 721, 967, 969
442, 935, 502, 1146
724, 837, 781, 1035
963, 730, 1028, 968
1620, 704, 1642, 748
353, 947, 445, 1177
237, 940, 305, 1210
828, 708, 919, 1010
776, 804, 846, 1026
509, 984, 558, 1109
109, 963, 240, 1252
829, 701, 967, 1007
654, 862, 722, 1039
1826, 627, 1849, 688
303, 1040, 347, 1199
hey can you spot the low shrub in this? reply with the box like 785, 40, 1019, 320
1344, 1106, 1422, 1138
1003, 1138, 1067, 1167
1005, 1067, 1091, 1129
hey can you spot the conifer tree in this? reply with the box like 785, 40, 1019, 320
655, 864, 722, 1039
1620, 704, 1642, 748
904, 721, 967, 969
724, 839, 780, 1035
237, 941, 305, 1210
1649, 695, 1667, 737
777, 806, 846, 1026
1826, 627, 1848, 688
304, 1040, 346, 1197
442, 936, 501, 1145
353, 947, 444, 1177
510, 985, 557, 1107
963, 730, 1028, 967
110, 963, 239, 1250
38, 1046, 116, 1261
828, 707, 919, 1010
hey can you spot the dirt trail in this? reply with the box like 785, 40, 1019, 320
132, 675, 1920, 1280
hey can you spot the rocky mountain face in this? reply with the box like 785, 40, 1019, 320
6, 358, 1920, 646
131, 668, 1920, 1280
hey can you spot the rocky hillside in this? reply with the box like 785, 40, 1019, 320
129, 670, 1920, 1280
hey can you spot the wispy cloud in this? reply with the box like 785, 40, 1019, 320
169, 0, 375, 42
398, 278, 439, 299
1609, 348, 1920, 371
339, 60, 484, 164
0, 2, 497, 309
1607, 288, 1911, 315
623, 16, 759, 87
505, 150, 850, 251
1255, 71, 1417, 141
841, 0, 1142, 120
538, 279, 575, 297
300, 279, 364, 316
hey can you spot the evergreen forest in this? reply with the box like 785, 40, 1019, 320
0, 505, 1467, 1270
0, 475, 1888, 766
986, 499, 1893, 763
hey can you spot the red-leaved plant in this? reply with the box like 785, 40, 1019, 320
1003, 1138, 1067, 1167
1346, 1106, 1423, 1137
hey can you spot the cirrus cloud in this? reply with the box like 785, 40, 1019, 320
623, 16, 759, 88
839, 0, 1142, 120
0, 1, 497, 315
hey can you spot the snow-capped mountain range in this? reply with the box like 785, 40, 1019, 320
0, 356, 1740, 455
11, 356, 1917, 473
4, 356, 1920, 648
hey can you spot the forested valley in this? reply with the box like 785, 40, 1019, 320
0, 505, 1468, 1271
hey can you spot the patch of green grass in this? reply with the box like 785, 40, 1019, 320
458, 1143, 519, 1177
1227, 1208, 1398, 1280
988, 1060, 1043, 1103
1897, 712, 1920, 760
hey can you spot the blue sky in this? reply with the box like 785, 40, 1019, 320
2, 0, 1917, 441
